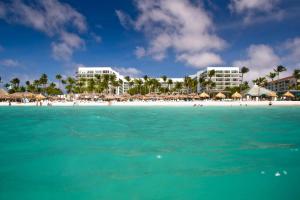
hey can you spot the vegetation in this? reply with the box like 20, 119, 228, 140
1, 65, 299, 97
274, 65, 287, 80
4, 74, 63, 95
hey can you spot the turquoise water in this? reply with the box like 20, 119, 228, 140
0, 106, 300, 200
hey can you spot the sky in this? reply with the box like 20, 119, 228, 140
0, 0, 300, 84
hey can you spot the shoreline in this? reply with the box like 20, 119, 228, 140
1, 101, 300, 107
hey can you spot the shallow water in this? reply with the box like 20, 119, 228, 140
0, 106, 300, 199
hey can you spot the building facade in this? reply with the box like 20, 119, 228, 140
76, 67, 184, 95
190, 67, 242, 92
266, 76, 297, 93
76, 67, 125, 95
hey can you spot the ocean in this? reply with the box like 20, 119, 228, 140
0, 106, 299, 199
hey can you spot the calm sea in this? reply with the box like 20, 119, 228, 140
0, 106, 300, 200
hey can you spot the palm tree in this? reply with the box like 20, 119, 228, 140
56, 74, 62, 89
161, 75, 167, 93
253, 77, 267, 87
206, 70, 215, 93
167, 79, 173, 91
174, 82, 183, 93
10, 78, 20, 88
208, 70, 216, 81
267, 72, 276, 82
293, 69, 300, 89
65, 77, 76, 94
274, 65, 287, 80
143, 75, 149, 93
240, 66, 249, 83
134, 79, 143, 94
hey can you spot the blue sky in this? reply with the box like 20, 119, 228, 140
0, 0, 300, 83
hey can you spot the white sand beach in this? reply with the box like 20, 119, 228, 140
1, 100, 300, 107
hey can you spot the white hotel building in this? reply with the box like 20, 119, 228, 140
76, 66, 242, 95
191, 67, 242, 92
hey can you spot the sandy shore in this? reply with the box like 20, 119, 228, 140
1, 100, 300, 107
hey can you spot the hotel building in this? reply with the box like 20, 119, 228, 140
190, 67, 242, 92
76, 66, 241, 95
266, 76, 297, 93
76, 67, 184, 94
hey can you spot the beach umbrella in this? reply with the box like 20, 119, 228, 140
35, 94, 46, 100
199, 92, 210, 98
0, 89, 10, 100
283, 91, 295, 98
267, 92, 277, 98
215, 92, 226, 99
231, 92, 242, 99
10, 92, 35, 99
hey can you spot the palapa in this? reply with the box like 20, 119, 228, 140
283, 91, 295, 98
215, 92, 226, 99
231, 92, 242, 99
199, 92, 210, 98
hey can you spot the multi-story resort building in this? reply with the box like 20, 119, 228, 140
76, 67, 125, 95
266, 76, 297, 93
190, 67, 242, 92
76, 67, 184, 95
76, 66, 241, 95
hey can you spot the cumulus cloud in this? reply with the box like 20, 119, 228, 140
233, 44, 281, 81
229, 0, 283, 24
0, 59, 20, 67
134, 46, 146, 58
114, 67, 142, 77
283, 37, 300, 64
177, 52, 223, 68
117, 0, 226, 68
0, 0, 88, 61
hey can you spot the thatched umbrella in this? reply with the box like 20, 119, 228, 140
0, 89, 10, 100
267, 92, 277, 98
199, 92, 210, 99
231, 92, 242, 99
283, 91, 295, 98
35, 94, 46, 100
215, 92, 226, 99
10, 92, 35, 100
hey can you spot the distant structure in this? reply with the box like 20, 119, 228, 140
266, 76, 297, 93
76, 66, 184, 95
190, 67, 242, 92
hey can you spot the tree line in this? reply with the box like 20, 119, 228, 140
0, 65, 299, 96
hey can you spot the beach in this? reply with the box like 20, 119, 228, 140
1, 100, 300, 107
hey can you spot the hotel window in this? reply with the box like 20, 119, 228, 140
103, 70, 109, 74
87, 71, 94, 74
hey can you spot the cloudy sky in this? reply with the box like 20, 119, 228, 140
0, 0, 300, 83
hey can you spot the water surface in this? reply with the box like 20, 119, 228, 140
0, 106, 299, 199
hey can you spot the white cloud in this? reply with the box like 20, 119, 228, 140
229, 0, 282, 24
115, 10, 134, 29
177, 52, 223, 68
233, 44, 281, 81
134, 46, 146, 58
229, 0, 279, 13
283, 37, 300, 61
0, 59, 20, 67
91, 32, 102, 43
117, 0, 226, 68
0, 0, 88, 61
114, 67, 142, 77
